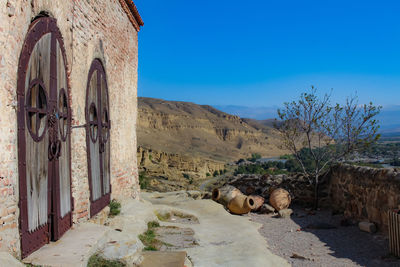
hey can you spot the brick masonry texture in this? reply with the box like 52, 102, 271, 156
0, 0, 141, 257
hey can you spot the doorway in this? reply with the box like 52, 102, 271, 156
17, 17, 72, 258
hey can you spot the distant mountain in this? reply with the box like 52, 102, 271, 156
213, 105, 279, 120
137, 97, 289, 191
215, 104, 400, 136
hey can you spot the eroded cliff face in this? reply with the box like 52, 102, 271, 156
137, 97, 287, 191
138, 97, 286, 160
137, 146, 225, 191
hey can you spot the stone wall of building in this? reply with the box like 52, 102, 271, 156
329, 165, 400, 232
0, 0, 140, 257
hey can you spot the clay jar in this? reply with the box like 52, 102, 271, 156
250, 195, 265, 211
227, 195, 256, 215
212, 185, 243, 207
269, 188, 291, 211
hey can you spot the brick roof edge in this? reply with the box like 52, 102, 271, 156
118, 0, 144, 32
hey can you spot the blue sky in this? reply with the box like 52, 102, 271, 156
135, 0, 400, 109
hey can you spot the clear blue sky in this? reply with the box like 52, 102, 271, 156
135, 0, 400, 107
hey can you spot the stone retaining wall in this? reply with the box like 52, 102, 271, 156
329, 165, 400, 232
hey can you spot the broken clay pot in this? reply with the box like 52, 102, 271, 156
227, 195, 256, 215
212, 185, 243, 207
250, 195, 265, 211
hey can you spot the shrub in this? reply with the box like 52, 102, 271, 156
87, 254, 125, 267
109, 200, 121, 217
139, 220, 161, 251
236, 158, 245, 164
248, 153, 262, 162
183, 173, 190, 179
155, 211, 171, 222
213, 170, 219, 177
206, 172, 211, 177
147, 221, 160, 229
139, 171, 149, 189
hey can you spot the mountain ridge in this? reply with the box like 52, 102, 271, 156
137, 97, 287, 162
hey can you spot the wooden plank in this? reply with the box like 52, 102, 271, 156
25, 33, 51, 232
56, 41, 72, 218
101, 74, 110, 194
88, 70, 102, 201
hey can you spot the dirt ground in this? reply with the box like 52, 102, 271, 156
250, 207, 400, 267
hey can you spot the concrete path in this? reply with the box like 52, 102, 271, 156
17, 191, 287, 267
142, 191, 289, 267
0, 252, 25, 266
23, 223, 117, 267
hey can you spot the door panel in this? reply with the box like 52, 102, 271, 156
24, 33, 51, 233
53, 39, 72, 240
87, 70, 102, 201
86, 60, 111, 217
100, 75, 110, 195
18, 17, 72, 258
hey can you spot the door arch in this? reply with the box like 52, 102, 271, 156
17, 17, 72, 258
86, 59, 111, 217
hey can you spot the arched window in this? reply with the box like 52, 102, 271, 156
86, 59, 111, 217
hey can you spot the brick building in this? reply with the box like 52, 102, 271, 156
0, 0, 143, 258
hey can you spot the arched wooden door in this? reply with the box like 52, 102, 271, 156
17, 17, 72, 258
86, 59, 111, 217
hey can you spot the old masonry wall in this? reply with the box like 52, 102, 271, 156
0, 0, 140, 257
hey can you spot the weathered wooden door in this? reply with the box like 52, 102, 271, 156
17, 17, 72, 258
86, 59, 111, 217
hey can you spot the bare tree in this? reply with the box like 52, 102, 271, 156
275, 87, 381, 208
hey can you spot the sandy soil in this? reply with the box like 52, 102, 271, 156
250, 208, 400, 267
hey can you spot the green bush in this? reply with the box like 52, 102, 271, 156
139, 171, 149, 189
247, 153, 262, 162
155, 211, 171, 221
147, 221, 160, 229
139, 221, 161, 251
206, 172, 211, 177
143, 246, 157, 251
87, 254, 125, 267
213, 170, 219, 177
183, 173, 190, 179
109, 200, 121, 216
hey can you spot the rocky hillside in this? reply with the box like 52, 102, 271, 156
138, 97, 286, 161
136, 97, 288, 191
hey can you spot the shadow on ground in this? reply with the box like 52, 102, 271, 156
251, 206, 400, 267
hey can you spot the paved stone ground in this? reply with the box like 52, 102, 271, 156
17, 191, 289, 267
142, 191, 289, 267
251, 207, 400, 267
